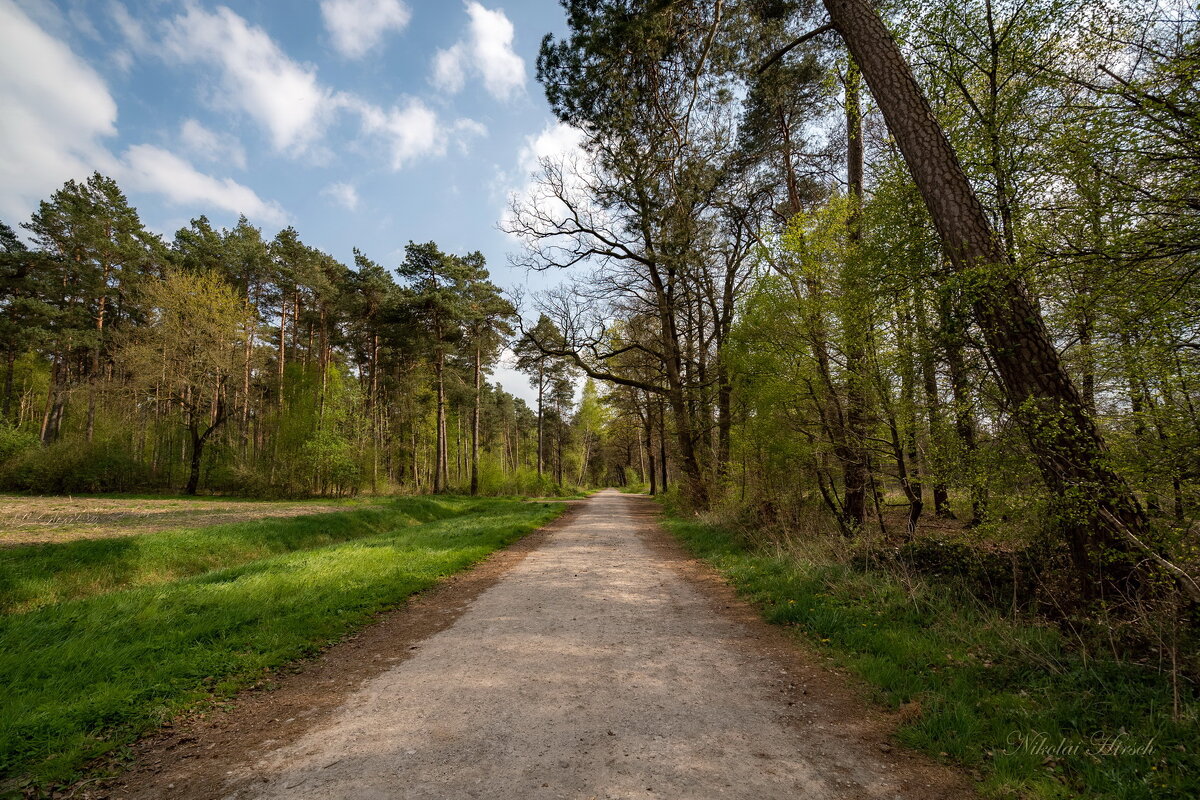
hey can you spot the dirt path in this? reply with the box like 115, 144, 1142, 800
105, 490, 974, 799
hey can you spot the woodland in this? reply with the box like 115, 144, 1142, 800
2, 0, 1200, 795
0, 0, 1196, 617
1, 0, 1198, 621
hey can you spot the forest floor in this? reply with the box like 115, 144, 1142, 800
94, 489, 974, 800
0, 496, 355, 547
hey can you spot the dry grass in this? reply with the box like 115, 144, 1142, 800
0, 496, 352, 547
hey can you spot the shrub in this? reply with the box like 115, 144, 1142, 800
0, 424, 39, 465
0, 438, 146, 493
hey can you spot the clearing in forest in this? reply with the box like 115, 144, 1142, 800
0, 495, 355, 547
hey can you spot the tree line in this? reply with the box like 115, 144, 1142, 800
0, 174, 618, 496
512, 0, 1199, 609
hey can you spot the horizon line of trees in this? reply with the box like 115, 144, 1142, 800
0, 173, 626, 497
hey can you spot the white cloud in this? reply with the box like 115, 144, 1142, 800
109, 1, 148, 51
452, 118, 488, 152
179, 118, 247, 170
157, 5, 463, 171
500, 121, 589, 241
354, 97, 441, 169
517, 121, 587, 177
466, 2, 525, 100
321, 181, 359, 211
121, 144, 286, 225
347, 96, 486, 170
0, 0, 119, 223
432, 43, 467, 94
0, 3, 285, 231
320, 0, 410, 59
431, 2, 526, 101
162, 5, 332, 155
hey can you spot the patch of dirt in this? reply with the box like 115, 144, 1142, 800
0, 498, 353, 547
79, 503, 580, 800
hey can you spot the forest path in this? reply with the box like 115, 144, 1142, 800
111, 490, 974, 800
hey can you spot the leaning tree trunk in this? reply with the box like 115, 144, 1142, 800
823, 0, 1148, 596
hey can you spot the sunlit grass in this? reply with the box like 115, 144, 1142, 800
0, 497, 562, 789
0, 496, 475, 613
664, 516, 1199, 800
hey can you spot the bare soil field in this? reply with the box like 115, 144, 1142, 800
0, 496, 351, 547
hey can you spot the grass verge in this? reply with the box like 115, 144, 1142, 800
0, 497, 563, 790
662, 514, 1198, 800
0, 496, 475, 613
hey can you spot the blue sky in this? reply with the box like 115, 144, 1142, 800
0, 0, 584, 401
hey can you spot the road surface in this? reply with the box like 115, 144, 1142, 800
197, 490, 970, 800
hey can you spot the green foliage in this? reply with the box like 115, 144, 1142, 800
1, 179, 586, 498
0, 424, 37, 465
0, 439, 146, 494
0, 497, 564, 788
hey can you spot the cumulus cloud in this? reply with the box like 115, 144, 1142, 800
432, 43, 467, 94
500, 121, 589, 240
352, 97, 441, 169
0, 2, 286, 229
431, 2, 525, 101
320, 0, 410, 59
516, 121, 587, 179
345, 96, 487, 170
157, 5, 470, 171
162, 5, 332, 155
179, 118, 247, 170
321, 181, 359, 211
0, 0, 119, 222
121, 144, 286, 225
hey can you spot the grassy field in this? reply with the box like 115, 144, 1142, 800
0, 496, 563, 790
0, 494, 368, 547
663, 514, 1199, 800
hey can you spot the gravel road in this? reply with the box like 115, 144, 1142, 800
216, 490, 970, 800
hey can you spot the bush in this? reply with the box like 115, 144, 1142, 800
0, 438, 146, 493
0, 424, 39, 465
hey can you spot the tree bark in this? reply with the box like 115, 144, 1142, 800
2, 349, 14, 421
434, 351, 448, 493
916, 288, 952, 517
185, 426, 206, 496
471, 343, 482, 495
536, 370, 545, 478
658, 402, 669, 492
841, 58, 869, 529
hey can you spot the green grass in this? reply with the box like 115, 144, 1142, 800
663, 514, 1199, 800
0, 496, 474, 613
0, 496, 563, 790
